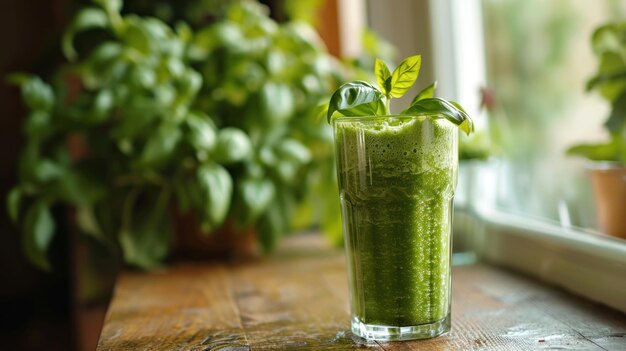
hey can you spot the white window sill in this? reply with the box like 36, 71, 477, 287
457, 205, 626, 313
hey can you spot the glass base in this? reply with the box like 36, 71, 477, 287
351, 314, 451, 341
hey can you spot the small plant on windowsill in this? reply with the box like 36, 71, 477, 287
567, 21, 626, 239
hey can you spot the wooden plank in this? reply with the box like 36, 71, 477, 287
229, 253, 383, 350
97, 265, 248, 351
425, 265, 609, 350
97, 235, 626, 350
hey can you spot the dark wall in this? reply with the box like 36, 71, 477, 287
0, 1, 73, 350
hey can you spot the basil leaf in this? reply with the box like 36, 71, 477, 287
276, 159, 299, 184
257, 191, 294, 253
25, 111, 52, 139
62, 7, 109, 61
178, 69, 203, 99
32, 159, 64, 183
257, 204, 282, 253
7, 187, 22, 223
119, 190, 172, 269
237, 178, 275, 225
260, 81, 295, 124
214, 127, 252, 164
375, 58, 392, 96
8, 74, 55, 113
186, 112, 217, 152
275, 139, 312, 164
390, 54, 421, 98
411, 81, 437, 105
23, 202, 55, 271
402, 97, 474, 135
123, 19, 154, 56
326, 81, 384, 123
76, 205, 105, 241
54, 169, 105, 206
139, 121, 182, 168
197, 163, 233, 231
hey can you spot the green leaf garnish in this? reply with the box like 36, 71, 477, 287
411, 81, 437, 105
326, 81, 384, 123
375, 58, 392, 96
390, 54, 421, 98
402, 98, 474, 135
325, 53, 472, 135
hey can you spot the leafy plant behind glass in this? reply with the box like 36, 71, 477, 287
6, 0, 344, 269
187, 1, 346, 250
567, 22, 626, 164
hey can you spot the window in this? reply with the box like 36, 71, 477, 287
362, 0, 626, 312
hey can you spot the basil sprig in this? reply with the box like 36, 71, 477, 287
327, 54, 474, 135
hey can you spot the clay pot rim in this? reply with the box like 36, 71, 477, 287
584, 161, 626, 172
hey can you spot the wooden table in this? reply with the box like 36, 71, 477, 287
97, 235, 626, 350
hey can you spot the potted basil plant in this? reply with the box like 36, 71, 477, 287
567, 21, 626, 239
6, 0, 343, 269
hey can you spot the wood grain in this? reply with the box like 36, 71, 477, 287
97, 265, 248, 350
97, 234, 626, 350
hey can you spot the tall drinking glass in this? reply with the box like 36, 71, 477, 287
333, 115, 458, 341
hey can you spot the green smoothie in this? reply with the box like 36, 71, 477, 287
334, 115, 457, 328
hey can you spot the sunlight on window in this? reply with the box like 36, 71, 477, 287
482, 0, 626, 231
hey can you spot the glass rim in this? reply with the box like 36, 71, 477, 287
331, 113, 446, 124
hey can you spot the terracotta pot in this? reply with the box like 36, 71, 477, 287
170, 208, 261, 261
588, 162, 626, 239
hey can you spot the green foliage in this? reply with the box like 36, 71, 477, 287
567, 134, 626, 163
326, 81, 384, 121
374, 59, 391, 96
327, 55, 473, 135
213, 128, 252, 164
62, 7, 110, 61
23, 201, 55, 271
411, 81, 437, 105
568, 21, 626, 164
7, 187, 22, 223
389, 54, 421, 98
8, 0, 344, 269
403, 98, 473, 135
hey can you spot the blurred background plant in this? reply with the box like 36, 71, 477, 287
567, 21, 626, 163
7, 0, 360, 271
565, 20, 626, 239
